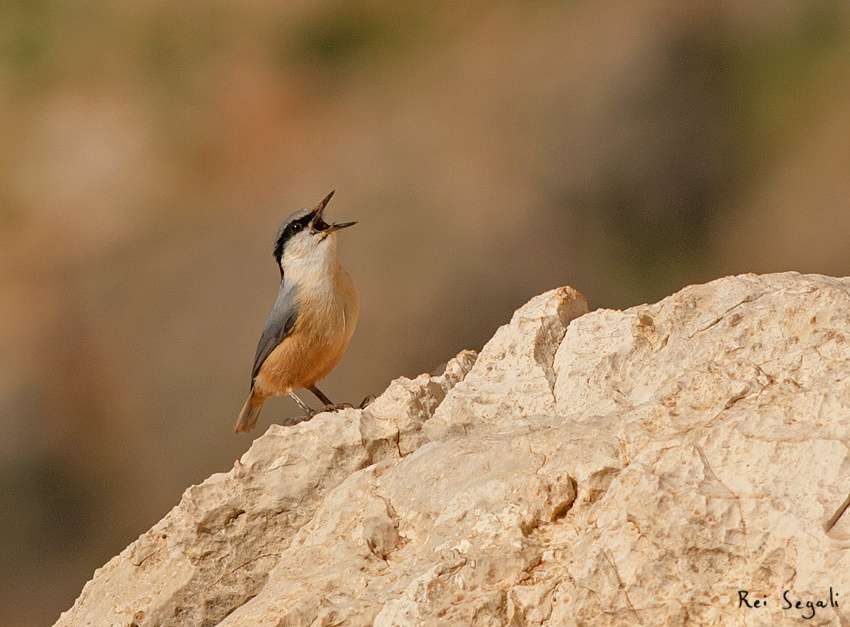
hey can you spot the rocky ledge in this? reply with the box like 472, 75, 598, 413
56, 273, 850, 626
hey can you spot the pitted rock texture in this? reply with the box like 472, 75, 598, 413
56, 275, 850, 626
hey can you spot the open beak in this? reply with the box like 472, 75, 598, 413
312, 190, 335, 224
311, 190, 356, 234
326, 220, 356, 233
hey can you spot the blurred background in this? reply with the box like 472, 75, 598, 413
2, 0, 850, 624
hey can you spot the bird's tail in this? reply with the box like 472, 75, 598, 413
234, 392, 264, 434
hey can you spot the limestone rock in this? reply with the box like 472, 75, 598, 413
423, 286, 588, 440
54, 350, 477, 627
56, 274, 850, 626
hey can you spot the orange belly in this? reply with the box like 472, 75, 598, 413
252, 269, 359, 398
253, 324, 348, 396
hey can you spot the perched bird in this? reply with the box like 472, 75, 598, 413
234, 191, 360, 434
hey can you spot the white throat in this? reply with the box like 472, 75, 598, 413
280, 232, 340, 290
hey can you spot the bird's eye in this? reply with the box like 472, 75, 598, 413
290, 223, 302, 233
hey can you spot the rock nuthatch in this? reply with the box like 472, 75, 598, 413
234, 191, 360, 434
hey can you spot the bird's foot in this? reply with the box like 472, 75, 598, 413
281, 409, 319, 426
321, 396, 376, 412
283, 398, 375, 424
322, 402, 355, 412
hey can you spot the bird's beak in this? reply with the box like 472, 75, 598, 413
326, 221, 356, 233
311, 190, 356, 234
312, 190, 335, 224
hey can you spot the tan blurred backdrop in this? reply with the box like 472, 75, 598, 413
2, 0, 850, 624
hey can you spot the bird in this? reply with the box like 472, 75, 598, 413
234, 190, 360, 434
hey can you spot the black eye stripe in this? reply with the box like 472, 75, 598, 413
274, 213, 316, 262
287, 215, 312, 235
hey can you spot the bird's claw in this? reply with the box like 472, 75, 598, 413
323, 402, 354, 412
322, 394, 375, 411
322, 397, 375, 411
283, 397, 376, 426
281, 410, 318, 426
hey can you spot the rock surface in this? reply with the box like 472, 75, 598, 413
56, 274, 850, 626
